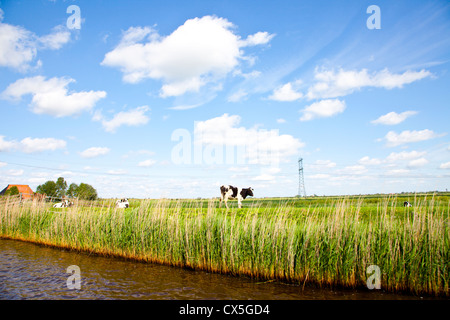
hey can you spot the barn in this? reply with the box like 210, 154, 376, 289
0, 184, 34, 199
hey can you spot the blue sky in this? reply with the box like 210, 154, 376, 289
0, 0, 449, 198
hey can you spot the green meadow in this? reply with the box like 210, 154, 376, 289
0, 193, 448, 296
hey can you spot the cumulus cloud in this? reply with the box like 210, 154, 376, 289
101, 16, 274, 97
268, 81, 303, 102
194, 113, 304, 165
382, 129, 445, 147
371, 111, 418, 125
306, 68, 431, 100
0, 16, 71, 71
79, 147, 110, 158
299, 99, 346, 121
0, 135, 66, 153
440, 162, 450, 169
1, 76, 106, 117
93, 106, 150, 133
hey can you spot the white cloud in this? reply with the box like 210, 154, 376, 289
299, 99, 346, 121
0, 17, 71, 71
276, 118, 286, 124
338, 165, 368, 175
37, 25, 71, 50
138, 159, 156, 167
101, 16, 274, 97
385, 150, 427, 162
0, 161, 7, 167
440, 162, 450, 169
20, 137, 67, 153
80, 147, 110, 158
194, 113, 304, 165
311, 160, 337, 169
358, 156, 382, 165
1, 76, 106, 117
94, 106, 150, 133
0, 136, 66, 153
383, 129, 444, 147
371, 111, 418, 125
306, 68, 432, 100
407, 158, 429, 168
268, 81, 303, 101
239, 31, 275, 46
227, 90, 248, 102
0, 135, 16, 152
6, 169, 24, 176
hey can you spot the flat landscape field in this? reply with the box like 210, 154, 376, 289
1, 192, 449, 297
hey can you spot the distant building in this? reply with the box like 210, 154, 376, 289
0, 184, 34, 199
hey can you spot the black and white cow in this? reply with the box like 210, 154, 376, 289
116, 198, 129, 208
219, 185, 254, 209
403, 201, 412, 207
53, 199, 73, 208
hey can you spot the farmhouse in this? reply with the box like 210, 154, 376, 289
0, 184, 34, 199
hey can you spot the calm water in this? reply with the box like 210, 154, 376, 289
0, 239, 430, 300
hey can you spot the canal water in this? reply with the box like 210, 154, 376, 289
0, 239, 429, 300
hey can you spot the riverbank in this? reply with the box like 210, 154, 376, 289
1, 195, 448, 297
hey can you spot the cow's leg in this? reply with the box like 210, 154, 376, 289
225, 196, 229, 209
238, 198, 242, 209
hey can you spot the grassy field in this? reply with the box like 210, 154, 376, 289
0, 193, 449, 296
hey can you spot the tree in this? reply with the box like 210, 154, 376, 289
4, 186, 19, 196
67, 183, 78, 198
55, 177, 68, 198
76, 183, 98, 200
36, 181, 57, 197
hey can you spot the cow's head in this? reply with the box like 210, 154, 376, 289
247, 187, 254, 197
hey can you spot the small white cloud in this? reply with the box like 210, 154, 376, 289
138, 159, 156, 167
269, 81, 303, 102
276, 118, 286, 124
240, 31, 275, 46
371, 111, 418, 125
383, 129, 445, 147
227, 89, 248, 102
7, 169, 24, 176
19, 137, 67, 153
80, 147, 110, 158
439, 161, 450, 169
385, 150, 427, 162
300, 99, 346, 121
407, 158, 429, 168
358, 156, 382, 165
1, 76, 106, 117
94, 106, 150, 133
0, 135, 66, 153
312, 160, 337, 168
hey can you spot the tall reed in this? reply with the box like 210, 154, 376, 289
0, 195, 448, 296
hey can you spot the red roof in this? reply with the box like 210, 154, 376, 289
0, 184, 34, 199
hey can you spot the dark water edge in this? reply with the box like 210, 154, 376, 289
0, 239, 445, 301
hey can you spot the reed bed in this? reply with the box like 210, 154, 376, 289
0, 195, 448, 296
